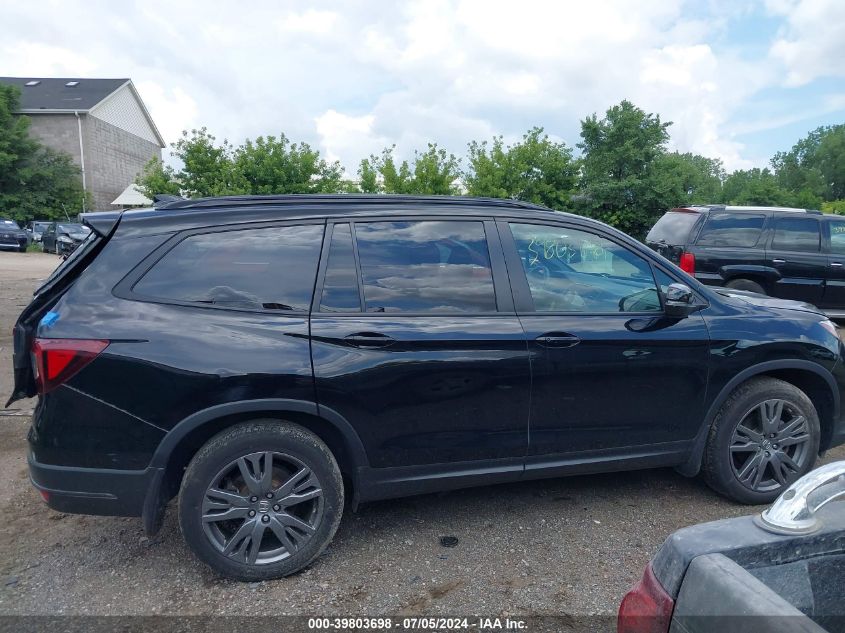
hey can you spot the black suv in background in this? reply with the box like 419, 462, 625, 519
0, 218, 28, 252
8, 195, 845, 581
646, 205, 845, 318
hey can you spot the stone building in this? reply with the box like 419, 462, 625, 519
0, 77, 165, 210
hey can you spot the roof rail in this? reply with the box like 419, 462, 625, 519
153, 193, 185, 204
153, 193, 550, 212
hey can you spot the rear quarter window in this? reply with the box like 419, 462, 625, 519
646, 212, 700, 246
133, 224, 324, 311
695, 213, 766, 247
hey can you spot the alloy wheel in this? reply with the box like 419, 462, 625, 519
729, 399, 812, 492
201, 451, 324, 565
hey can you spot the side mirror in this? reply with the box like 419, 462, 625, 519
664, 283, 697, 318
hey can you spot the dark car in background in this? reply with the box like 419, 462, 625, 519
41, 221, 91, 256
646, 205, 845, 318
7, 195, 845, 581
0, 218, 29, 252
26, 220, 52, 244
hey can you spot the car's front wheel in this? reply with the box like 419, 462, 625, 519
703, 377, 819, 504
178, 421, 344, 581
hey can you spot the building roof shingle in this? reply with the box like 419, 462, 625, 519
0, 77, 129, 111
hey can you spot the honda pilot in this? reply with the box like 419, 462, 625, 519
8, 195, 845, 581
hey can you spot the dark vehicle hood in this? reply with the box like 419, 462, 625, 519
63, 232, 89, 241
714, 288, 823, 316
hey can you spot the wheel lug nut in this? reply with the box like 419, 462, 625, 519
261, 515, 270, 523
273, 504, 280, 512
250, 496, 258, 502
773, 444, 778, 449
266, 492, 273, 499
248, 510, 256, 517
765, 451, 771, 456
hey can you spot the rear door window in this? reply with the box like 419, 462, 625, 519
771, 217, 820, 252
134, 224, 324, 311
695, 213, 766, 247
354, 220, 497, 313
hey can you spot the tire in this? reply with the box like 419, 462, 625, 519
178, 420, 344, 581
725, 278, 766, 295
703, 377, 820, 504
41, 243, 47, 253
54, 242, 60, 256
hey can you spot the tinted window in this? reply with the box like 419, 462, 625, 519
319, 223, 361, 312
646, 212, 700, 245
696, 213, 765, 247
135, 224, 323, 311
354, 220, 496, 313
771, 217, 820, 252
510, 223, 660, 313
830, 220, 845, 255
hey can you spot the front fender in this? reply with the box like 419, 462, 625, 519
675, 359, 839, 477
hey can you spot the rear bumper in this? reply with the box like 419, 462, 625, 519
28, 453, 160, 517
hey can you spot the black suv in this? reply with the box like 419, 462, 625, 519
646, 205, 845, 318
8, 195, 845, 581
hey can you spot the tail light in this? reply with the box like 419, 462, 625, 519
618, 563, 674, 633
32, 338, 109, 395
679, 251, 695, 274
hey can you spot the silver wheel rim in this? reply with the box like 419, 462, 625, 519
201, 451, 324, 565
730, 398, 812, 493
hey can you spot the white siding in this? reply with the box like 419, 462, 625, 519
89, 84, 160, 145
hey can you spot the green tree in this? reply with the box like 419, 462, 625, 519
577, 100, 672, 237
648, 152, 725, 207
357, 144, 460, 194
772, 125, 845, 202
465, 127, 577, 209
0, 83, 87, 222
721, 168, 793, 206
233, 135, 344, 194
138, 129, 345, 197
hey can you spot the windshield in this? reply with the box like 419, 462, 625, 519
646, 212, 701, 246
58, 223, 89, 234
34, 222, 51, 231
1, 219, 21, 230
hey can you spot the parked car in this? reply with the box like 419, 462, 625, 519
26, 220, 52, 244
41, 221, 91, 256
619, 460, 845, 633
0, 218, 29, 252
7, 195, 845, 581
646, 205, 845, 319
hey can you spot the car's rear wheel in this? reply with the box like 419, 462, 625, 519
54, 242, 60, 255
178, 420, 343, 581
725, 278, 765, 295
703, 377, 819, 504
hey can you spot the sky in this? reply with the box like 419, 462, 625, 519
2, 0, 844, 175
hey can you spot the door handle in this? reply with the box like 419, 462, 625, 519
832, 262, 843, 267
772, 258, 786, 264
535, 332, 580, 348
343, 332, 396, 348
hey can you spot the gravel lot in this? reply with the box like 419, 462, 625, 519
0, 250, 843, 619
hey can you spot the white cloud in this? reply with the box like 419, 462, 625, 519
278, 10, 339, 35
0, 0, 841, 177
768, 0, 845, 86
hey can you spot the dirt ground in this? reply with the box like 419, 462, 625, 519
0, 250, 842, 618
